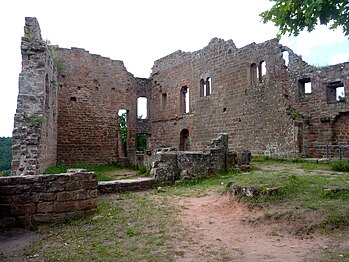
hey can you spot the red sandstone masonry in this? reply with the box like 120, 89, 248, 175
0, 172, 97, 227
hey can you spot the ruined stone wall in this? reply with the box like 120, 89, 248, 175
150, 133, 251, 183
286, 50, 349, 156
0, 171, 97, 227
151, 38, 296, 156
54, 48, 151, 165
12, 17, 58, 175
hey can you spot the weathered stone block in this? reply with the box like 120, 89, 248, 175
57, 189, 87, 201
16, 215, 32, 226
81, 181, 98, 190
78, 198, 97, 210
39, 192, 56, 201
54, 201, 78, 213
37, 202, 54, 213
65, 181, 80, 191
0, 186, 15, 195
13, 192, 39, 204
13, 203, 36, 215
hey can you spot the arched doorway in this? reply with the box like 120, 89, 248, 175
179, 129, 190, 151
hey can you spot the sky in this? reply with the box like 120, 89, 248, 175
0, 0, 348, 137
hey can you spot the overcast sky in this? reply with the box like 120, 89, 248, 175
0, 0, 348, 137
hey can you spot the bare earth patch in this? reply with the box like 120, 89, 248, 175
172, 192, 329, 261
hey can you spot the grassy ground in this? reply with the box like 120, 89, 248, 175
24, 193, 187, 262
13, 159, 349, 261
44, 164, 141, 181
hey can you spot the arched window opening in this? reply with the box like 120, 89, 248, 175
282, 51, 290, 67
200, 79, 205, 97
118, 109, 128, 157
137, 97, 148, 119
206, 77, 212, 95
250, 63, 257, 85
259, 61, 266, 82
179, 129, 190, 151
181, 86, 190, 114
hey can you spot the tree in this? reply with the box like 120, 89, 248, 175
260, 0, 349, 38
0, 137, 12, 174
118, 112, 128, 156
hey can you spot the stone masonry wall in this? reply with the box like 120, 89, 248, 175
150, 38, 295, 157
54, 48, 151, 165
150, 133, 251, 183
286, 49, 349, 157
0, 171, 97, 227
13, 17, 349, 174
150, 38, 349, 157
12, 17, 58, 175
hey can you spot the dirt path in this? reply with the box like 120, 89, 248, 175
172, 192, 329, 261
0, 228, 45, 261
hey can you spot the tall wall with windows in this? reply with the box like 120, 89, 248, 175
13, 18, 349, 176
150, 38, 349, 157
54, 48, 151, 165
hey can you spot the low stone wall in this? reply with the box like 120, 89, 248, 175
150, 133, 251, 183
0, 171, 97, 227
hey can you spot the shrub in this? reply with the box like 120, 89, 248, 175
330, 160, 349, 172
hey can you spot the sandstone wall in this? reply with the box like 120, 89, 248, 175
150, 38, 295, 157
12, 17, 58, 175
55, 48, 151, 165
150, 38, 349, 157
0, 171, 97, 227
286, 49, 349, 157
150, 133, 251, 183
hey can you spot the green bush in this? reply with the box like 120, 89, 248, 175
330, 160, 349, 172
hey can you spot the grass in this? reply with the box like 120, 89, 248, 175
44, 163, 141, 181
7, 160, 349, 261
229, 164, 349, 233
23, 192, 185, 261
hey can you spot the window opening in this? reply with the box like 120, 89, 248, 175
45, 74, 50, 109
282, 51, 290, 67
179, 129, 190, 151
161, 93, 167, 108
250, 63, 257, 85
70, 97, 77, 102
259, 61, 266, 82
118, 109, 128, 157
327, 81, 346, 102
181, 86, 190, 113
206, 77, 212, 95
137, 97, 148, 119
136, 133, 148, 151
200, 79, 205, 97
298, 78, 312, 96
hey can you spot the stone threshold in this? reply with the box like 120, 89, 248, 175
97, 177, 156, 194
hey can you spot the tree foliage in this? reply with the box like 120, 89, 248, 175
118, 113, 128, 155
260, 0, 349, 37
0, 137, 12, 172
136, 134, 148, 151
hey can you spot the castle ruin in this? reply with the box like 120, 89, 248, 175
12, 17, 349, 176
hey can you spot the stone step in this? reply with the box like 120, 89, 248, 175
98, 177, 156, 194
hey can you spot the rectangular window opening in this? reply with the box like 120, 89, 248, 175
298, 78, 312, 97
327, 81, 346, 103
161, 93, 167, 108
